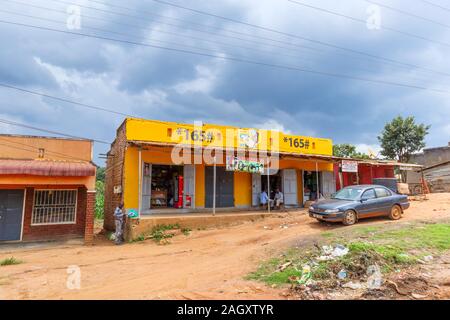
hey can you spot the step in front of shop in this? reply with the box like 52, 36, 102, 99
125, 211, 290, 241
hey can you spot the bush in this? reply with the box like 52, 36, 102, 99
95, 180, 104, 220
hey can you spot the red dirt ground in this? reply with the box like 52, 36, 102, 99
1, 193, 449, 300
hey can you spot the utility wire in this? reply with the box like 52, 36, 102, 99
1, 19, 450, 95
0, 117, 110, 144
4, 0, 443, 79
1, 7, 439, 83
0, 8, 330, 67
288, 0, 450, 47
420, 0, 450, 13
149, 0, 450, 77
0, 82, 135, 118
11, 0, 445, 78
363, 0, 450, 29
42, 0, 321, 55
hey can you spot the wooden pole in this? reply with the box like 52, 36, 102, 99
213, 156, 216, 216
315, 162, 320, 200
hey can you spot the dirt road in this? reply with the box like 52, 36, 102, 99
1, 193, 449, 300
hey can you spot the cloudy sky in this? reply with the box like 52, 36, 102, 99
1, 0, 450, 164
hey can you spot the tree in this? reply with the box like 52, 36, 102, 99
95, 180, 104, 220
95, 167, 106, 220
333, 144, 370, 159
378, 116, 430, 163
96, 167, 106, 183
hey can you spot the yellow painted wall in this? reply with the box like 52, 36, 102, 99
279, 159, 333, 172
234, 172, 252, 207
195, 164, 205, 208
125, 118, 333, 156
123, 147, 139, 210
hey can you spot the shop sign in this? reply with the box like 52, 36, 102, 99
127, 209, 139, 219
125, 119, 333, 156
238, 129, 259, 149
342, 160, 358, 173
226, 157, 264, 174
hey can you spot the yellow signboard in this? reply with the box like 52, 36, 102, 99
125, 118, 332, 156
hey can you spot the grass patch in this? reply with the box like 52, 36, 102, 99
133, 224, 183, 244
0, 257, 22, 266
149, 224, 181, 244
248, 222, 450, 286
372, 223, 450, 251
181, 228, 192, 236
321, 232, 334, 238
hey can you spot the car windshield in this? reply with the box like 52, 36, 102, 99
332, 187, 365, 200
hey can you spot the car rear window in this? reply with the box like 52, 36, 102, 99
375, 188, 391, 198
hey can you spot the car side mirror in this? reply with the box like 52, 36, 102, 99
360, 198, 368, 203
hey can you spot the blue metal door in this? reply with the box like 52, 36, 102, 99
0, 190, 24, 241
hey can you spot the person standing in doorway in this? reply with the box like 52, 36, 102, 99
114, 202, 125, 245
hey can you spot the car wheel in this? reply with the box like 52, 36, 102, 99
342, 210, 357, 226
388, 205, 402, 220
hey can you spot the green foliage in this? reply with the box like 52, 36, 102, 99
149, 224, 181, 244
378, 116, 430, 163
95, 180, 104, 220
333, 144, 370, 159
96, 167, 106, 183
181, 228, 192, 236
0, 257, 22, 266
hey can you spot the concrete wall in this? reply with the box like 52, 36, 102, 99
0, 134, 93, 162
126, 212, 281, 241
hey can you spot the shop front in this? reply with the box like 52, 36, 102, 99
103, 118, 334, 231
334, 159, 396, 190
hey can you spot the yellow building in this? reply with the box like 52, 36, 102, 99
104, 118, 335, 231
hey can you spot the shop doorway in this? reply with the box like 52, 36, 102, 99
303, 170, 321, 203
205, 166, 234, 208
253, 170, 299, 207
141, 164, 185, 211
261, 172, 282, 201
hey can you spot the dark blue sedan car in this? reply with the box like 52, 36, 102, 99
309, 185, 410, 226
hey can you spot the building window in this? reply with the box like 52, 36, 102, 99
32, 190, 78, 225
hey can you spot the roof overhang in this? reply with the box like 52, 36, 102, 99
0, 159, 96, 177
128, 140, 339, 162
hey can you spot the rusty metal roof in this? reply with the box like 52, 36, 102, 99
0, 159, 96, 177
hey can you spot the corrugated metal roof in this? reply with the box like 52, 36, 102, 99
0, 159, 96, 177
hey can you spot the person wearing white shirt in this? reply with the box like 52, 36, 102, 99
274, 189, 284, 209
260, 190, 269, 209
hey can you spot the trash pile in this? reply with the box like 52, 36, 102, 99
317, 244, 349, 261
288, 244, 386, 299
